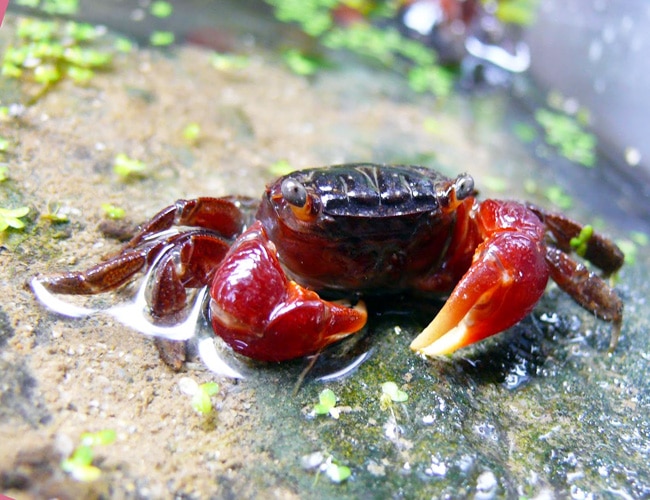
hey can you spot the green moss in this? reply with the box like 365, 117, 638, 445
2, 18, 113, 101
535, 108, 596, 167
265, 0, 453, 97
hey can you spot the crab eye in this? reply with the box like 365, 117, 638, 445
281, 178, 307, 208
280, 178, 318, 222
454, 174, 475, 200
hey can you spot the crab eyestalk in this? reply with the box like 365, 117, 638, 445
280, 178, 319, 222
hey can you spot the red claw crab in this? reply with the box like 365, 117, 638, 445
32, 164, 624, 370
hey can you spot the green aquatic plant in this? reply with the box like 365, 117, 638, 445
149, 31, 175, 47
283, 49, 324, 76
192, 382, 220, 414
60, 429, 116, 482
2, 18, 113, 101
113, 153, 147, 179
494, 0, 539, 25
101, 203, 126, 220
535, 108, 596, 167
182, 122, 201, 144
0, 206, 30, 233
15, 0, 80, 15
569, 225, 593, 257
265, 0, 337, 37
313, 388, 342, 418
40, 202, 70, 223
179, 377, 220, 414
265, 0, 453, 97
323, 457, 351, 483
379, 381, 408, 410
150, 1, 173, 18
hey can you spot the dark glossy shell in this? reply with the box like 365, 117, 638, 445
285, 163, 449, 217
257, 164, 465, 292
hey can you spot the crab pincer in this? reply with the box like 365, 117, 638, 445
410, 200, 550, 356
209, 221, 367, 362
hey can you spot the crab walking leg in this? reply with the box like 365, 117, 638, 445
411, 200, 550, 356
544, 247, 623, 351
35, 232, 230, 297
210, 221, 367, 362
122, 197, 249, 251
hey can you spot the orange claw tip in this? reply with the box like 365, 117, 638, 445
409, 316, 477, 357
327, 299, 368, 336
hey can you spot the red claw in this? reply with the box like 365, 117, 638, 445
209, 221, 367, 361
411, 200, 550, 356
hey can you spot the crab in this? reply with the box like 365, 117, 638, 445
32, 164, 624, 369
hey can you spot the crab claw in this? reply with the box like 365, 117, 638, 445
410, 201, 550, 357
210, 221, 367, 361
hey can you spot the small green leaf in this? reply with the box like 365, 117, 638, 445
0, 166, 8, 182
115, 37, 134, 53
283, 49, 322, 76
150, 1, 173, 18
34, 64, 61, 84
42, 0, 80, 16
2, 63, 23, 78
535, 108, 596, 167
313, 388, 340, 417
407, 65, 454, 97
113, 153, 147, 179
67, 66, 94, 84
62, 445, 94, 468
150, 31, 175, 47
381, 381, 408, 403
101, 203, 126, 220
325, 462, 351, 483
192, 389, 213, 414
191, 382, 219, 414
199, 381, 219, 396
569, 225, 593, 257
66, 22, 99, 42
182, 122, 201, 143
0, 206, 30, 232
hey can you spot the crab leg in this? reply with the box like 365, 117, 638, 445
545, 247, 623, 350
36, 231, 230, 297
411, 200, 550, 356
121, 197, 251, 251
210, 221, 367, 362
